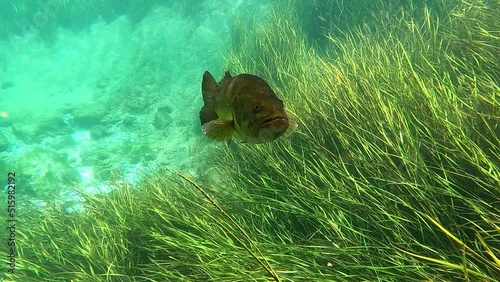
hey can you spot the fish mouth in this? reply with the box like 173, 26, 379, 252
256, 116, 289, 142
260, 116, 288, 126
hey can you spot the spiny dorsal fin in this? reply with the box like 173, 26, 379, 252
200, 71, 219, 125
213, 71, 233, 92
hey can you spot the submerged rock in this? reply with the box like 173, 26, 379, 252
0, 116, 12, 127
1, 81, 13, 90
153, 105, 173, 130
0, 132, 9, 151
122, 115, 137, 128
90, 124, 112, 139
11, 115, 70, 143
72, 104, 108, 128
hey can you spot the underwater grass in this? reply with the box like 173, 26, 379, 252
1, 0, 498, 281
1, 172, 290, 281
220, 0, 499, 280
275, 0, 462, 52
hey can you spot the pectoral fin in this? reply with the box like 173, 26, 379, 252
202, 119, 235, 142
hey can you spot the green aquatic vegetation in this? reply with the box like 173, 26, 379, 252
273, 0, 461, 52
1, 172, 287, 281
219, 0, 499, 280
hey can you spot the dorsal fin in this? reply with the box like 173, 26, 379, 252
200, 71, 219, 125
217, 71, 233, 89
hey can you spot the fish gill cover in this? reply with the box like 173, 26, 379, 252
0, 0, 499, 281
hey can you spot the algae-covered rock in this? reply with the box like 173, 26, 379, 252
0, 116, 13, 127
12, 122, 38, 143
153, 105, 173, 130
14, 147, 79, 197
11, 113, 71, 143
1, 81, 14, 89
131, 144, 156, 163
51, 134, 76, 149
122, 115, 137, 128
89, 124, 111, 139
125, 94, 153, 114
72, 104, 108, 128
36, 116, 70, 135
0, 132, 9, 151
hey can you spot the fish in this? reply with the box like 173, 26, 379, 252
199, 71, 297, 144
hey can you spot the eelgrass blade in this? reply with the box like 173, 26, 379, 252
175, 172, 282, 282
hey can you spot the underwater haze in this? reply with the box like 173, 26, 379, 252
1, 0, 499, 281
0, 0, 264, 209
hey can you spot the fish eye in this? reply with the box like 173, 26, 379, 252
254, 103, 261, 111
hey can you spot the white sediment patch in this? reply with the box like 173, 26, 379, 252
0, 1, 267, 211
